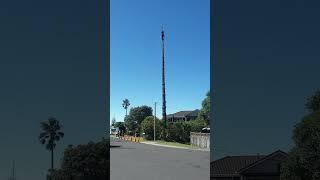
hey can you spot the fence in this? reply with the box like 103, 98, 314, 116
119, 135, 144, 143
190, 132, 210, 149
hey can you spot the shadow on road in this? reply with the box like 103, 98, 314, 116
110, 145, 121, 148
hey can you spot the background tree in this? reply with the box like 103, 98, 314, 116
39, 117, 64, 171
198, 90, 210, 125
49, 139, 109, 179
281, 111, 320, 179
141, 116, 161, 140
122, 99, 130, 116
188, 119, 207, 132
111, 117, 116, 126
114, 121, 126, 135
124, 115, 138, 136
124, 106, 153, 136
305, 90, 320, 112
164, 119, 207, 143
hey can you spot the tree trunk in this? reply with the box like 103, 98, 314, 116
161, 29, 167, 129
51, 148, 54, 170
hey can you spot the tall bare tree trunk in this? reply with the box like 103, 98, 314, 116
51, 148, 54, 170
161, 28, 167, 129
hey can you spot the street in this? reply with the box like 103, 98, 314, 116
110, 137, 210, 180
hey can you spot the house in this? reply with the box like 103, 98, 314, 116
110, 126, 119, 135
210, 150, 288, 180
167, 109, 199, 123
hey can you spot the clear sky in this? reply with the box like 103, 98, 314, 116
212, 0, 320, 160
0, 0, 107, 179
110, 0, 210, 123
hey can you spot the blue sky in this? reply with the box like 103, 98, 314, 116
110, 0, 210, 123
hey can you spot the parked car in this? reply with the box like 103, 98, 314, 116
201, 127, 210, 133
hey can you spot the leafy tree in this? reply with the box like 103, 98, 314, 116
39, 117, 64, 171
188, 119, 207, 132
163, 119, 207, 144
114, 121, 126, 135
281, 111, 320, 179
124, 115, 138, 136
170, 122, 185, 142
124, 106, 153, 135
49, 139, 109, 178
122, 99, 130, 116
141, 116, 161, 140
198, 90, 211, 125
305, 90, 320, 112
111, 117, 116, 126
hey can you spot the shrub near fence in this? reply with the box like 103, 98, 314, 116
190, 132, 210, 149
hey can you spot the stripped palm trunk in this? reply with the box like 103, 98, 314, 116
161, 27, 167, 130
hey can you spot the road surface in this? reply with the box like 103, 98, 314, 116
110, 137, 210, 180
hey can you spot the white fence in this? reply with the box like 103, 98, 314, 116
190, 132, 210, 149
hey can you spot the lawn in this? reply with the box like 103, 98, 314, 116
155, 140, 195, 149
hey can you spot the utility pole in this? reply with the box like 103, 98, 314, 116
161, 25, 167, 129
154, 102, 157, 141
9, 160, 15, 180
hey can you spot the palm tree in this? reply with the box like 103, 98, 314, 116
39, 117, 64, 171
161, 28, 167, 129
122, 99, 130, 116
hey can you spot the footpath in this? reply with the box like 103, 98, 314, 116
141, 140, 209, 152
115, 135, 209, 151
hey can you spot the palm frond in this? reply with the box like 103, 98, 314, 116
40, 122, 50, 131
39, 117, 64, 152
58, 131, 64, 137
39, 132, 49, 139
40, 138, 46, 144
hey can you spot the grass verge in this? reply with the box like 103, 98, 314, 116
155, 140, 195, 149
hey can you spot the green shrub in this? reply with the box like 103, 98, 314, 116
188, 119, 207, 132
163, 119, 207, 144
166, 122, 183, 142
141, 116, 161, 140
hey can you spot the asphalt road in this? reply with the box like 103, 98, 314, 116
110, 137, 210, 180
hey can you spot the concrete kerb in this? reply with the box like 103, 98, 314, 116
140, 141, 210, 152
115, 137, 209, 151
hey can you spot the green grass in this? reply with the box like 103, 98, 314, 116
155, 140, 195, 149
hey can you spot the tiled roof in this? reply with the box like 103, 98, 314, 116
167, 109, 199, 118
210, 150, 288, 177
210, 155, 266, 177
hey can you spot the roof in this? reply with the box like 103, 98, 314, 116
210, 150, 288, 177
167, 109, 199, 118
238, 150, 288, 173
211, 155, 266, 177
